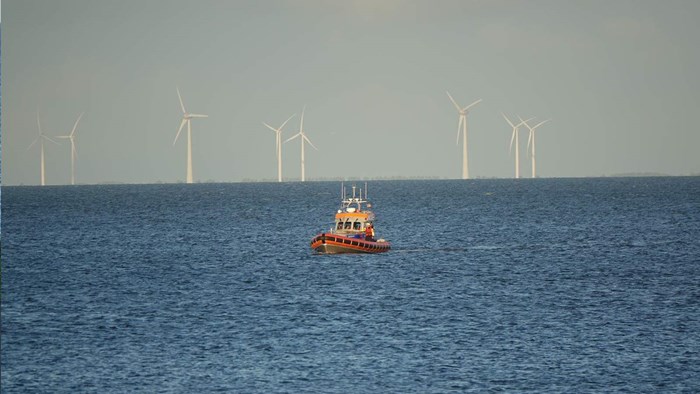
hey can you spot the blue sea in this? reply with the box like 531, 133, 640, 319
2, 178, 699, 393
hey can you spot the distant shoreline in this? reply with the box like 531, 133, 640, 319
4, 174, 699, 187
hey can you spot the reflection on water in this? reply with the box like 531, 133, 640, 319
2, 178, 700, 392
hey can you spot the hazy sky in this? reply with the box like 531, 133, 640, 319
2, 0, 699, 185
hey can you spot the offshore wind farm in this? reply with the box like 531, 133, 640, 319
3, 2, 699, 185
24, 94, 554, 185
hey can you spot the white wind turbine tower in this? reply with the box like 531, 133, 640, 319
520, 117, 550, 179
446, 91, 481, 179
27, 111, 60, 186
56, 113, 84, 185
502, 113, 534, 179
262, 113, 295, 182
284, 106, 317, 182
174, 87, 208, 184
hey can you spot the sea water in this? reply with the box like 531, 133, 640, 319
2, 178, 699, 392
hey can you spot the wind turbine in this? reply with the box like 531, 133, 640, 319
502, 113, 534, 179
27, 111, 60, 186
56, 112, 84, 185
262, 113, 295, 182
519, 117, 550, 179
174, 87, 208, 184
284, 106, 317, 182
446, 91, 481, 179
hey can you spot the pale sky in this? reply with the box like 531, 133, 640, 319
2, 0, 699, 185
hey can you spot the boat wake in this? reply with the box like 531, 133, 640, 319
393, 245, 504, 253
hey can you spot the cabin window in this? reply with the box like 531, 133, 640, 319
336, 222, 343, 230
353, 222, 361, 230
344, 221, 352, 230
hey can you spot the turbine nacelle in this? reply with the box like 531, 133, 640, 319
447, 91, 481, 180
284, 106, 317, 149
459, 100, 482, 116
503, 113, 534, 154
519, 117, 551, 156
446, 91, 482, 115
283, 105, 318, 182
284, 131, 318, 150
262, 113, 295, 137
517, 116, 551, 178
174, 87, 207, 145
519, 117, 551, 133
174, 87, 207, 184
56, 112, 84, 149
262, 113, 296, 182
28, 112, 60, 150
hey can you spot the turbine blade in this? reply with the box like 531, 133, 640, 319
284, 132, 301, 143
70, 112, 84, 136
262, 122, 278, 133
527, 130, 533, 153
174, 118, 187, 145
37, 112, 43, 134
509, 129, 516, 154
502, 112, 515, 128
278, 113, 296, 131
177, 86, 186, 114
27, 138, 39, 151
518, 116, 533, 131
189, 114, 208, 118
532, 119, 551, 130
304, 134, 318, 151
516, 117, 535, 128
44, 135, 61, 145
462, 98, 482, 112
456, 115, 463, 145
446, 91, 461, 111
300, 106, 306, 133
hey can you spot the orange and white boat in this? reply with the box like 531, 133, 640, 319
311, 184, 390, 254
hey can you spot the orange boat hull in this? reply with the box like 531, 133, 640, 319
310, 233, 391, 254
